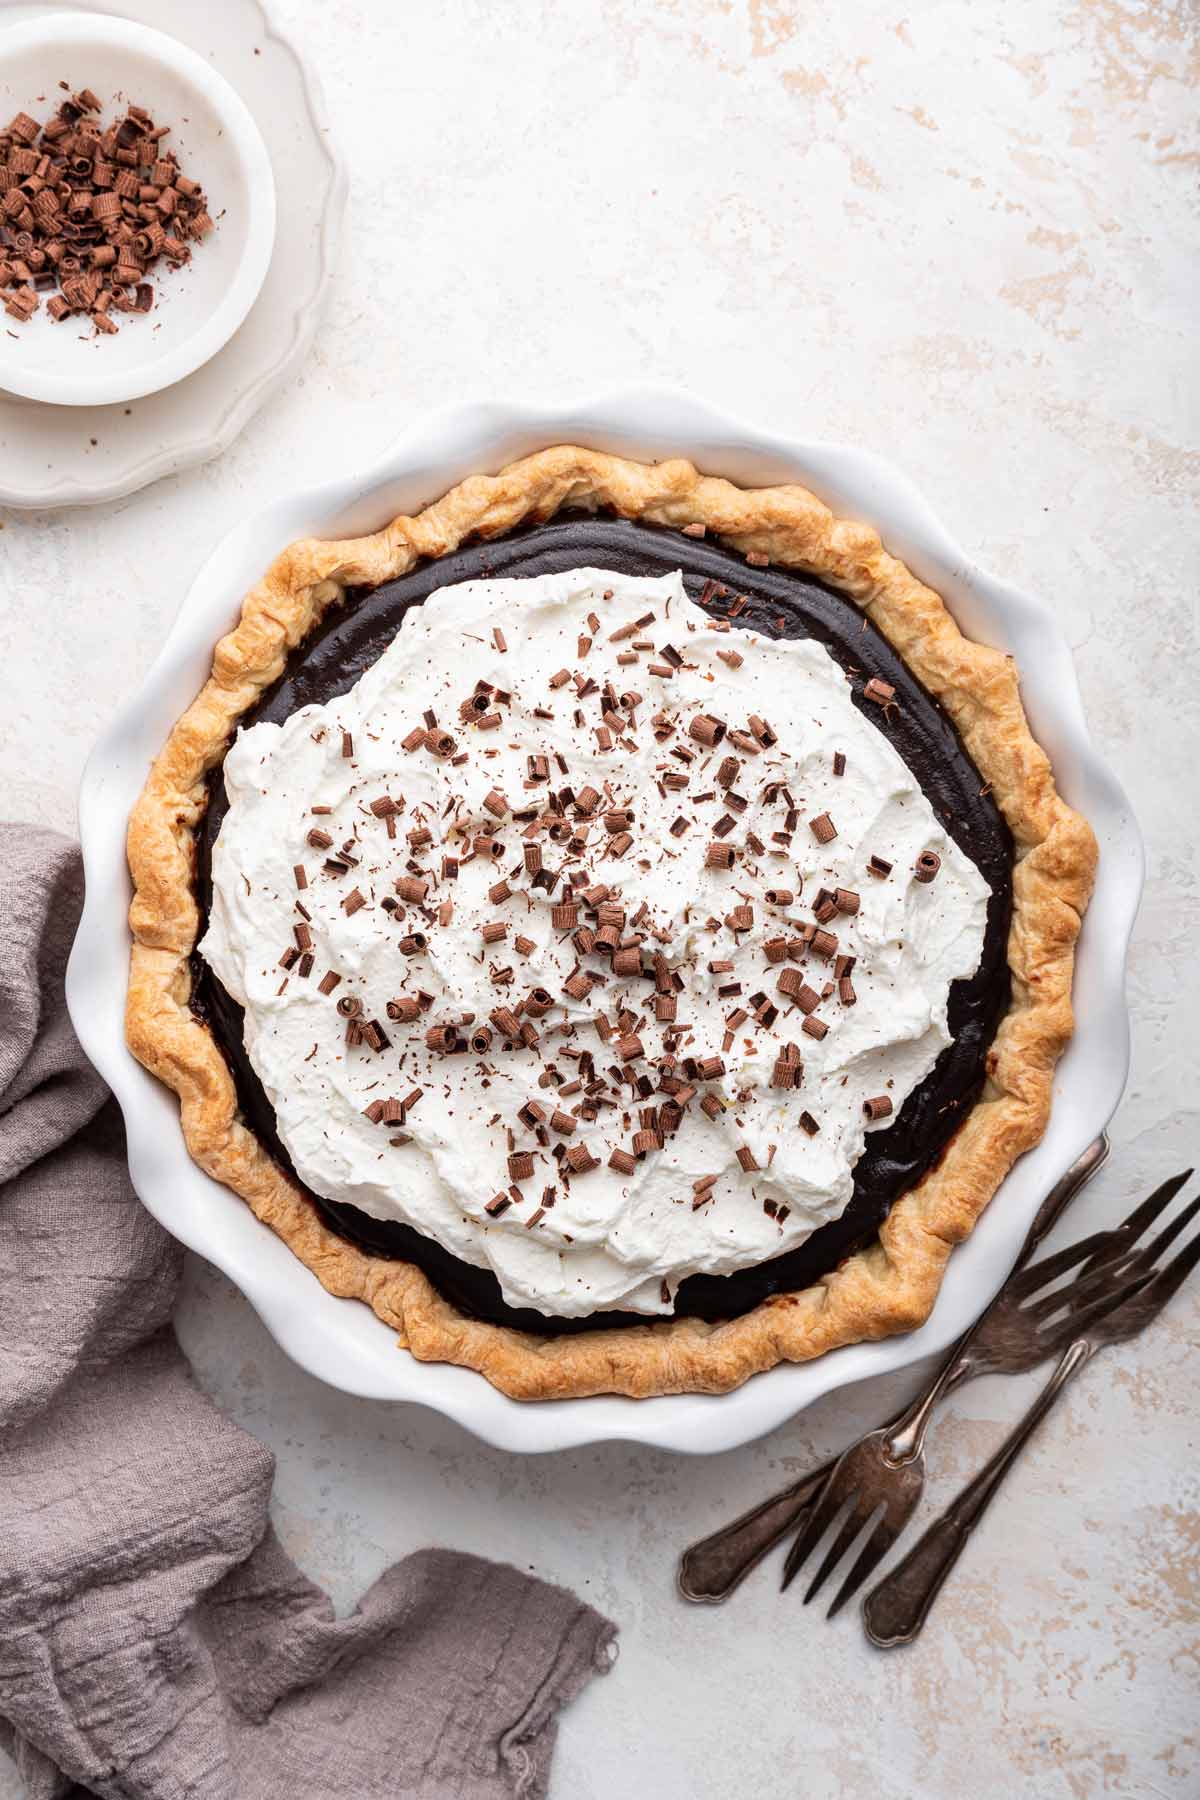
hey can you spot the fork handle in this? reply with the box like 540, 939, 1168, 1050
1022, 1134, 1111, 1257
678, 1461, 832, 1602
863, 1338, 1092, 1646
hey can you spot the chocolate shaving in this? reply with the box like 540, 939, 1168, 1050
688, 713, 726, 748
0, 94, 215, 334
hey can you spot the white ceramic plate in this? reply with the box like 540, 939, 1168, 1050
0, 0, 345, 504
0, 12, 276, 406
67, 390, 1144, 1455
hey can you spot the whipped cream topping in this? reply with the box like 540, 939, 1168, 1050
201, 565, 990, 1318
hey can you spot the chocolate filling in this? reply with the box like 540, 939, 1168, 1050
193, 515, 1012, 1335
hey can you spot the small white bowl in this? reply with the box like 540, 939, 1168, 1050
0, 13, 275, 406
68, 390, 1144, 1455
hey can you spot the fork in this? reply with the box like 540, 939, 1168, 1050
863, 1174, 1200, 1645
778, 1161, 1195, 1617
678, 1136, 1110, 1605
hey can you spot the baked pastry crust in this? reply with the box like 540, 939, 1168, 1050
126, 447, 1097, 1400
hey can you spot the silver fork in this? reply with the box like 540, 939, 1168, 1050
778, 1161, 1195, 1617
678, 1136, 1110, 1605
864, 1176, 1200, 1645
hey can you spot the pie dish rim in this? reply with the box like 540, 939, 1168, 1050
66, 389, 1142, 1450
125, 440, 1094, 1401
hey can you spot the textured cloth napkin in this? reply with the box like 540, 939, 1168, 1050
0, 827, 615, 1800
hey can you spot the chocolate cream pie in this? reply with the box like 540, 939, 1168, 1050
126, 448, 1096, 1399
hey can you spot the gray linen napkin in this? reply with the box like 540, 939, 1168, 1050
0, 826, 616, 1800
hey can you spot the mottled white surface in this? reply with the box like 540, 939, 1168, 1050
1, 2, 1197, 1796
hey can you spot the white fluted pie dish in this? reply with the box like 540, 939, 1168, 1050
67, 389, 1143, 1454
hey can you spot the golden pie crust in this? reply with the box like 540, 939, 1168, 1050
126, 447, 1097, 1400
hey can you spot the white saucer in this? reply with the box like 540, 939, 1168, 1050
0, 0, 345, 506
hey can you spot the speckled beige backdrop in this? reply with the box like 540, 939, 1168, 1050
2, 2, 1197, 1795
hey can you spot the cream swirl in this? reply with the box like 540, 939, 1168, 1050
201, 566, 990, 1317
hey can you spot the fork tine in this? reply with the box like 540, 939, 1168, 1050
1078, 1169, 1193, 1271
1008, 1229, 1116, 1298
1141, 1218, 1200, 1310
802, 1495, 878, 1607
780, 1480, 845, 1592
825, 1512, 900, 1620
1041, 1268, 1154, 1345
1136, 1190, 1200, 1268
1023, 1248, 1140, 1322
1012, 1169, 1193, 1299
1029, 1187, 1200, 1326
